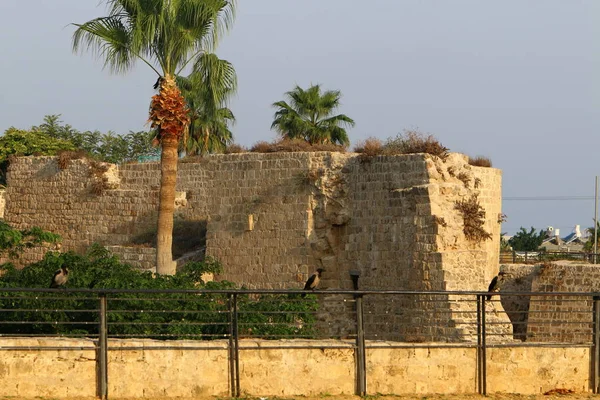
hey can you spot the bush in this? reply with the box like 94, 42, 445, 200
250, 138, 345, 153
0, 244, 318, 339
383, 130, 449, 159
468, 156, 492, 168
224, 143, 247, 154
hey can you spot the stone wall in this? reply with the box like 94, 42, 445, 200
526, 262, 599, 343
0, 337, 591, 397
4, 152, 505, 341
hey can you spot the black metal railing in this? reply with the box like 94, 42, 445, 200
1, 288, 600, 397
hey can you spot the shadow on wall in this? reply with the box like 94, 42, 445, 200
499, 265, 538, 341
129, 218, 208, 259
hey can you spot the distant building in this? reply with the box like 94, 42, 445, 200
541, 225, 585, 252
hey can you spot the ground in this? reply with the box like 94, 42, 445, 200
3, 395, 600, 400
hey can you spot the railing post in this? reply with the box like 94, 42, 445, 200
593, 296, 600, 393
355, 293, 367, 396
476, 294, 487, 396
228, 293, 240, 398
98, 293, 108, 400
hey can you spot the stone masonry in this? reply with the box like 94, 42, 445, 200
3, 152, 509, 341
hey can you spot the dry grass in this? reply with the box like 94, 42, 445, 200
353, 137, 384, 163
469, 155, 492, 167
250, 138, 345, 153
384, 130, 449, 160
454, 194, 492, 243
224, 143, 247, 154
57, 150, 87, 170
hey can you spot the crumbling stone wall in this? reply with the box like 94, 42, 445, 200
4, 152, 505, 341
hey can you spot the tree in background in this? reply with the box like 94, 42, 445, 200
508, 227, 545, 251
271, 84, 354, 146
32, 114, 159, 163
178, 54, 237, 155
584, 222, 600, 252
0, 127, 75, 185
72, 0, 235, 275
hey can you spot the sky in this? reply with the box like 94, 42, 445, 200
0, 0, 599, 235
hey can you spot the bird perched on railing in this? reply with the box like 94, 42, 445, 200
50, 266, 69, 289
486, 271, 506, 301
302, 268, 324, 297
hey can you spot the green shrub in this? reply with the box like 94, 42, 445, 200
0, 244, 318, 339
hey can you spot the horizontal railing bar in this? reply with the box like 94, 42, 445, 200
4, 288, 600, 297
0, 309, 99, 313
107, 322, 231, 326
0, 346, 97, 351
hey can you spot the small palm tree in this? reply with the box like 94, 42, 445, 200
177, 53, 236, 155
72, 0, 235, 275
271, 84, 354, 146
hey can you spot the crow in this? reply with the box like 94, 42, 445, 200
302, 268, 324, 297
486, 271, 506, 301
50, 266, 69, 289
153, 76, 164, 90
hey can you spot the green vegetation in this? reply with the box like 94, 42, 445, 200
0, 115, 160, 184
584, 222, 600, 252
0, 223, 317, 339
177, 54, 237, 155
508, 227, 545, 252
271, 84, 354, 146
0, 220, 60, 259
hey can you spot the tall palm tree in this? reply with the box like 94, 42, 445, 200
271, 84, 355, 146
177, 53, 236, 155
72, 0, 235, 275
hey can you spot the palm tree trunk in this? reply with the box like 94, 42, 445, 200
156, 135, 178, 275
203, 127, 210, 154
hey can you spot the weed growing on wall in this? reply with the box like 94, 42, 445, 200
454, 194, 492, 243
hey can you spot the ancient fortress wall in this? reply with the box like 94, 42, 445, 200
4, 152, 505, 340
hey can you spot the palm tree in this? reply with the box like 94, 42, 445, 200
72, 0, 235, 275
271, 84, 355, 146
177, 53, 236, 155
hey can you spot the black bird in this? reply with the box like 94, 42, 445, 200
50, 266, 69, 289
486, 271, 506, 301
302, 268, 324, 297
153, 76, 164, 90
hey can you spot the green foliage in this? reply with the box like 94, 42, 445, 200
0, 115, 160, 184
0, 221, 60, 259
584, 222, 600, 252
0, 127, 75, 184
271, 84, 355, 146
0, 244, 318, 339
500, 232, 511, 251
508, 227, 545, 251
33, 115, 159, 163
177, 54, 237, 155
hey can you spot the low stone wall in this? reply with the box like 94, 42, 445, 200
0, 337, 591, 397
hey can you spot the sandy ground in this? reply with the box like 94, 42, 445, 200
81, 395, 600, 400
4, 395, 600, 400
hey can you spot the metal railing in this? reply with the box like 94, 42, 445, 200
1, 288, 600, 397
500, 250, 600, 264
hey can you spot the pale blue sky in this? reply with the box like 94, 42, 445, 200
0, 1, 598, 235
